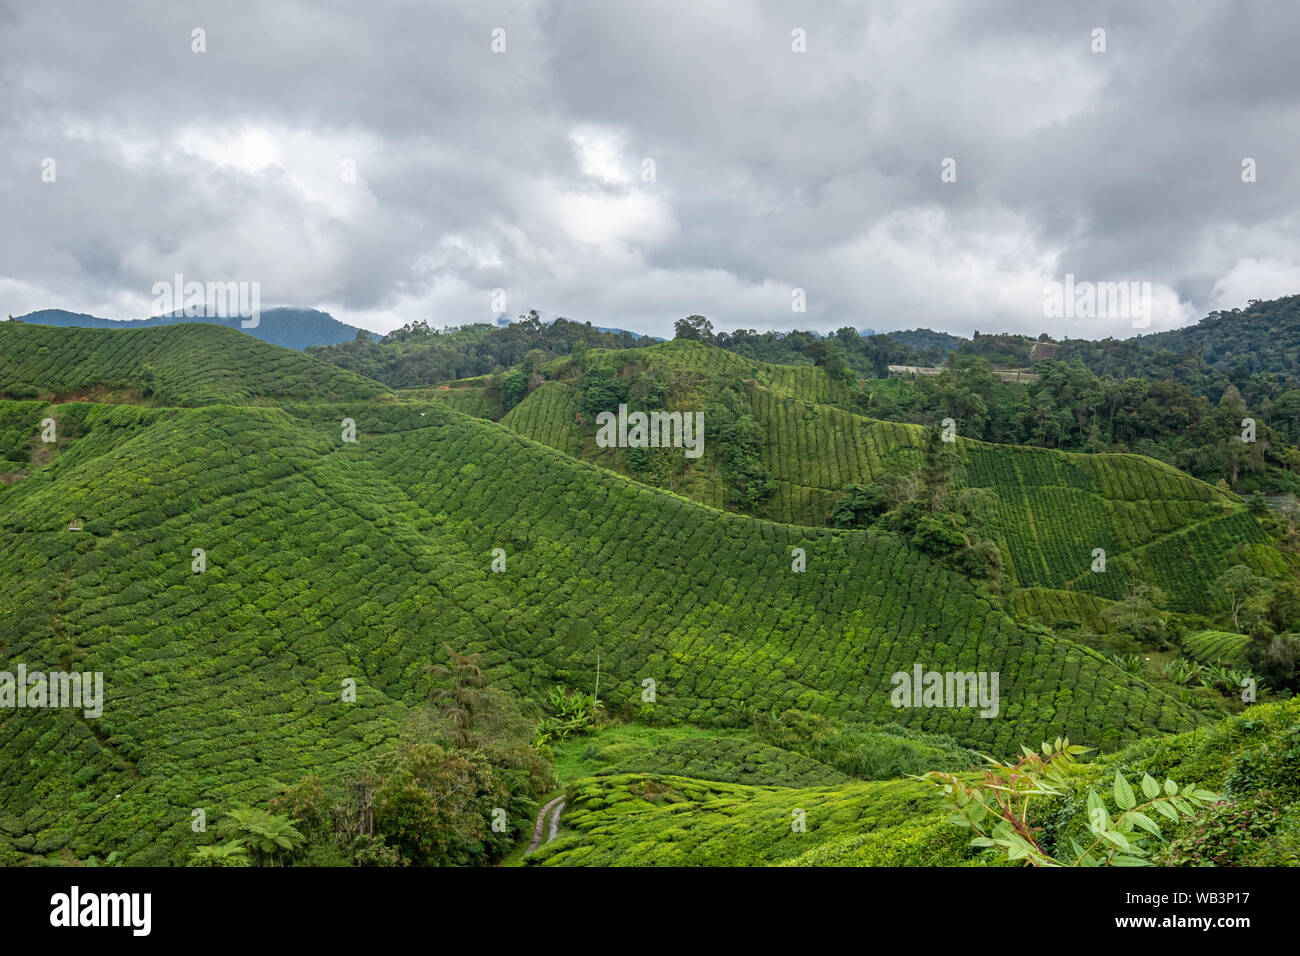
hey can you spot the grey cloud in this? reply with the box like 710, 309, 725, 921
1, 0, 1297, 338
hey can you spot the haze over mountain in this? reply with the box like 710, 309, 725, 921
10, 307, 363, 351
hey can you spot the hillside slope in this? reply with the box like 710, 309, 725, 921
0, 322, 390, 405
0, 392, 1200, 863
498, 341, 1285, 611
524, 696, 1300, 867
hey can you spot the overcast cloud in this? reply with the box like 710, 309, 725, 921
2, 0, 1298, 338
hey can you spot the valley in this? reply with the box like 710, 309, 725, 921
1, 315, 1298, 868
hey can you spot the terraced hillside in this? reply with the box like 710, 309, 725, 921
499, 340, 1288, 611
0, 378, 1200, 863
0, 322, 390, 406
522, 773, 988, 867
525, 697, 1300, 868
1183, 630, 1251, 666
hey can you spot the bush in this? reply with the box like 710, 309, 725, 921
912, 513, 966, 556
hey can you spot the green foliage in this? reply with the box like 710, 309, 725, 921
830, 483, 888, 529
1158, 791, 1289, 866
188, 842, 251, 867
578, 366, 629, 418
1100, 585, 1168, 648
428, 644, 489, 746
536, 687, 596, 746
501, 369, 529, 412
0, 323, 389, 405
673, 315, 715, 343
1244, 633, 1300, 694
1214, 564, 1274, 634
755, 711, 981, 781
1160, 657, 1201, 687
307, 313, 650, 388
502, 340, 1290, 616
556, 727, 850, 788
528, 698, 1300, 868
373, 743, 509, 866
1111, 653, 1145, 675
923, 739, 1219, 866
217, 807, 306, 866
0, 389, 1206, 861
912, 513, 967, 557
520, 773, 984, 868
5, 322, 1292, 869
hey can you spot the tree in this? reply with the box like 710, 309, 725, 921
427, 644, 488, 746
673, 315, 715, 343
373, 743, 508, 866
1244, 634, 1300, 694
821, 344, 854, 382
189, 843, 249, 867
1214, 565, 1273, 631
912, 513, 967, 556
802, 340, 828, 365
830, 483, 888, 529
1101, 585, 1168, 647
919, 422, 959, 513
501, 369, 528, 412
1267, 579, 1300, 633
218, 807, 305, 866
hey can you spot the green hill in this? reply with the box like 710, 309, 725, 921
1183, 630, 1251, 666
0, 322, 390, 406
498, 340, 1288, 612
1136, 293, 1300, 380
523, 696, 1300, 867
7, 322, 1297, 869
0, 386, 1202, 862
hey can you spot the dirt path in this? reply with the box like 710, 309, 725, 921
526, 795, 566, 854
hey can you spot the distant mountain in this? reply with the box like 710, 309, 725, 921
593, 325, 663, 340
882, 328, 968, 355
8, 306, 364, 351
1136, 294, 1300, 377
1050, 293, 1300, 403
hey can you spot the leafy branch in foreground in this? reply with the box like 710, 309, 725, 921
918, 738, 1219, 866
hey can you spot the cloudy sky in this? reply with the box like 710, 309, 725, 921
2, 0, 1298, 339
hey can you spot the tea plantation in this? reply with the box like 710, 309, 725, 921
0, 323, 390, 406
0, 392, 1198, 861
524, 698, 1300, 867
499, 340, 1289, 612
0, 324, 1292, 867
